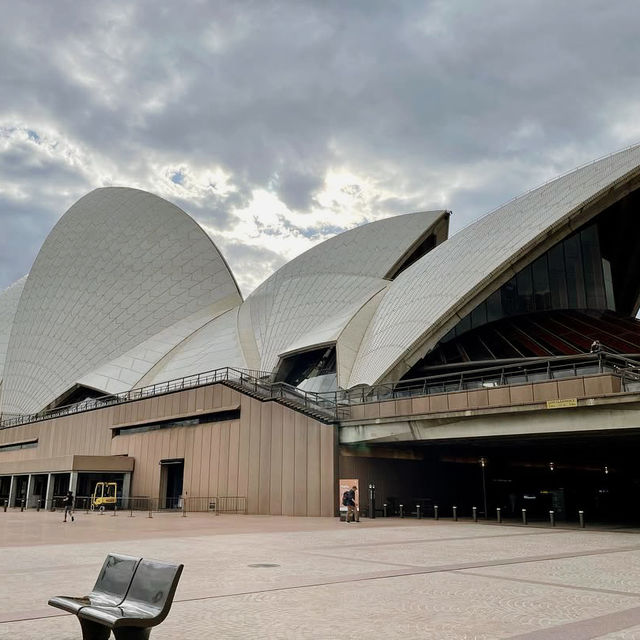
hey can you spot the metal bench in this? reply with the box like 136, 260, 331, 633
48, 553, 141, 615
49, 556, 183, 640
78, 558, 183, 639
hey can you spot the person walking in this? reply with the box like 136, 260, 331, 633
63, 490, 75, 523
345, 485, 359, 523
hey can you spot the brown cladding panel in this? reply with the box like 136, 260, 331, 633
217, 422, 230, 497
191, 424, 204, 497
281, 406, 295, 516
258, 405, 271, 514
293, 412, 308, 516
200, 423, 213, 500
532, 382, 559, 403
227, 421, 240, 497
306, 420, 321, 516
195, 387, 206, 411
208, 423, 221, 497
557, 378, 586, 399
247, 398, 261, 513
269, 403, 284, 515
320, 424, 335, 517
236, 397, 251, 500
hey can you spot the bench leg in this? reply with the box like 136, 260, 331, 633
79, 617, 111, 640
113, 628, 151, 640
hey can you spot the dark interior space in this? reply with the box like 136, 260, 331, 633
343, 430, 640, 525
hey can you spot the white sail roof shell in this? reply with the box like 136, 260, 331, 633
0, 276, 26, 389
349, 144, 640, 386
0, 187, 242, 415
241, 210, 447, 373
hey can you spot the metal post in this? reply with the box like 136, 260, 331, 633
148, 499, 153, 518
416, 504, 421, 519
182, 497, 187, 517
522, 508, 527, 525
434, 505, 439, 520
399, 504, 404, 518
20, 499, 25, 512
480, 458, 488, 519
383, 503, 387, 518
3, 500, 7, 512
111, 503, 117, 517
129, 500, 134, 517
578, 510, 585, 528
369, 484, 376, 519
452, 506, 458, 521
549, 510, 555, 527
472, 506, 478, 522
496, 507, 502, 523
37, 499, 41, 512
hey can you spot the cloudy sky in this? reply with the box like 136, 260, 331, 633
1, 1, 640, 296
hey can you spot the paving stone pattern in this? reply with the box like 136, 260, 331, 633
2, 511, 640, 638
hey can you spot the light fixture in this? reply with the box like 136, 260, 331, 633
549, 461, 555, 471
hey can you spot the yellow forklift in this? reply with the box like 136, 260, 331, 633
91, 482, 118, 511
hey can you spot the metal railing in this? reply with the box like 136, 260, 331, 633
341, 352, 640, 406
1, 495, 248, 515
0, 366, 347, 429
3, 353, 640, 430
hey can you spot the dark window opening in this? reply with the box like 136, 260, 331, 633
113, 409, 240, 436
387, 233, 438, 279
275, 346, 337, 387
0, 438, 37, 452
46, 384, 109, 412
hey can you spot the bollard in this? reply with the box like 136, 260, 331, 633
182, 500, 187, 518
472, 506, 478, 522
148, 501, 153, 519
496, 507, 502, 523
549, 510, 555, 527
416, 504, 421, 519
129, 501, 134, 518
521, 508, 527, 525
37, 499, 41, 512
399, 504, 404, 518
578, 510, 585, 529
111, 504, 117, 517
434, 505, 439, 520
383, 503, 388, 518
452, 506, 458, 521
20, 499, 25, 512
3, 499, 7, 513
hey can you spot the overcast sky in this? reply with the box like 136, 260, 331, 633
1, 1, 640, 296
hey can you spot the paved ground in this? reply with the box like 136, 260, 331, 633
3, 510, 640, 638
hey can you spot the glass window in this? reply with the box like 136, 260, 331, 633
563, 233, 586, 308
580, 226, 605, 308
531, 254, 551, 310
486, 289, 502, 323
548, 243, 568, 309
516, 265, 534, 312
602, 258, 616, 310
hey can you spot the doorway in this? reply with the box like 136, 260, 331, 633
159, 459, 184, 509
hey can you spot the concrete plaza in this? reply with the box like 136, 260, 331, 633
3, 511, 640, 638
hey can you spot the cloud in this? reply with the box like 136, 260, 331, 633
1, 0, 640, 293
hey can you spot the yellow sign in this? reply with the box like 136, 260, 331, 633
546, 398, 578, 409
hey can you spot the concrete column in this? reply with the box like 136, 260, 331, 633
121, 473, 131, 501
25, 475, 34, 508
69, 471, 78, 494
45, 473, 54, 510
8, 476, 16, 507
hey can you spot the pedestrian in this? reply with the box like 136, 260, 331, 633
63, 490, 75, 523
345, 485, 359, 523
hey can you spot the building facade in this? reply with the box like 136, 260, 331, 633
3, 145, 640, 520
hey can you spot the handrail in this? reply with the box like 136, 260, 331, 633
2, 352, 640, 430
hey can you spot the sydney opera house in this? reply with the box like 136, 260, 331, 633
3, 145, 640, 521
